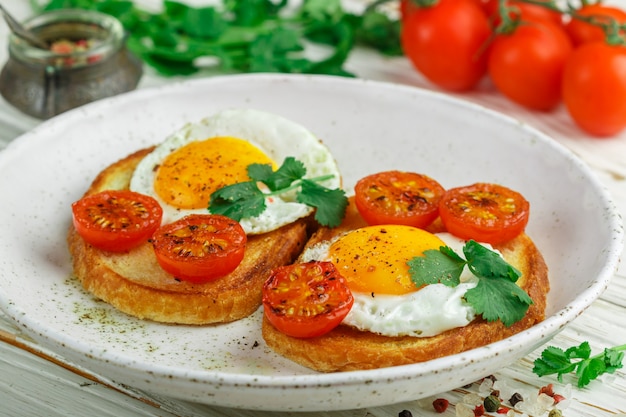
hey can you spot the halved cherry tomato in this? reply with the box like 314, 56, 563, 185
439, 183, 530, 244
354, 171, 445, 228
151, 214, 247, 283
565, 4, 626, 46
400, 0, 492, 92
262, 262, 353, 339
71, 190, 163, 252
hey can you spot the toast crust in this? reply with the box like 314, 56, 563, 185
261, 200, 549, 372
67, 148, 309, 324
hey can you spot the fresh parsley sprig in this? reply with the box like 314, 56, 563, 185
32, 0, 402, 77
533, 342, 626, 388
407, 240, 533, 327
209, 156, 347, 228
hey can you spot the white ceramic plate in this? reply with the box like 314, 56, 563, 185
0, 74, 622, 412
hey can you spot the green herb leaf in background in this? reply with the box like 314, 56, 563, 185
31, 0, 401, 77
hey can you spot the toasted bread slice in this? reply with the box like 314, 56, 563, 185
68, 148, 309, 324
261, 200, 549, 372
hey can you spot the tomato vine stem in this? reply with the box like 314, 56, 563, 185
495, 0, 626, 45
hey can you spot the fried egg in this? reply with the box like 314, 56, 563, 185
130, 109, 341, 234
301, 226, 500, 337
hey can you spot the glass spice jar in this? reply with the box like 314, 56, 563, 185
0, 9, 142, 119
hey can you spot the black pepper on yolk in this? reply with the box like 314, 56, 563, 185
154, 136, 276, 210
327, 225, 446, 295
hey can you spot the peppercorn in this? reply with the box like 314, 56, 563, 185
548, 410, 563, 417
484, 395, 501, 412
432, 398, 449, 413
398, 410, 413, 417
509, 392, 523, 406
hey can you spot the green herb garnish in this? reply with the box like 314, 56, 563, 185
533, 342, 626, 388
407, 240, 532, 327
32, 0, 401, 77
209, 156, 347, 228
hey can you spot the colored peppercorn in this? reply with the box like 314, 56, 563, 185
432, 398, 449, 413
484, 395, 501, 412
398, 410, 413, 417
548, 410, 563, 417
509, 392, 523, 406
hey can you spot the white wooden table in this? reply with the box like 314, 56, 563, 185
1, 1, 626, 416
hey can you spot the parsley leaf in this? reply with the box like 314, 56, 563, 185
407, 247, 465, 287
248, 27, 309, 73
209, 181, 265, 222
533, 342, 626, 388
225, 0, 286, 26
354, 7, 402, 56
407, 241, 532, 327
464, 240, 522, 282
297, 179, 348, 228
182, 7, 228, 40
248, 157, 306, 191
209, 157, 347, 227
464, 277, 532, 327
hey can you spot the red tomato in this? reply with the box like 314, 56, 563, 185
562, 42, 626, 137
400, 0, 492, 92
485, 0, 563, 27
400, 0, 419, 18
262, 262, 353, 338
151, 214, 247, 283
401, 0, 489, 18
354, 171, 445, 228
565, 4, 626, 46
71, 190, 163, 252
488, 20, 573, 111
439, 183, 530, 245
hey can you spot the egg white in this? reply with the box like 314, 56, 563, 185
301, 232, 501, 338
129, 109, 341, 234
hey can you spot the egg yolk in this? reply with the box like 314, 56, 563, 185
327, 225, 446, 295
154, 137, 276, 209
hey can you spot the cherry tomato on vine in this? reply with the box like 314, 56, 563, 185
562, 42, 626, 137
488, 20, 573, 111
354, 171, 445, 228
439, 183, 530, 245
484, 0, 563, 27
565, 4, 626, 46
262, 262, 354, 338
151, 214, 247, 283
399, 0, 419, 18
400, 0, 492, 92
71, 190, 163, 252
401, 0, 489, 18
